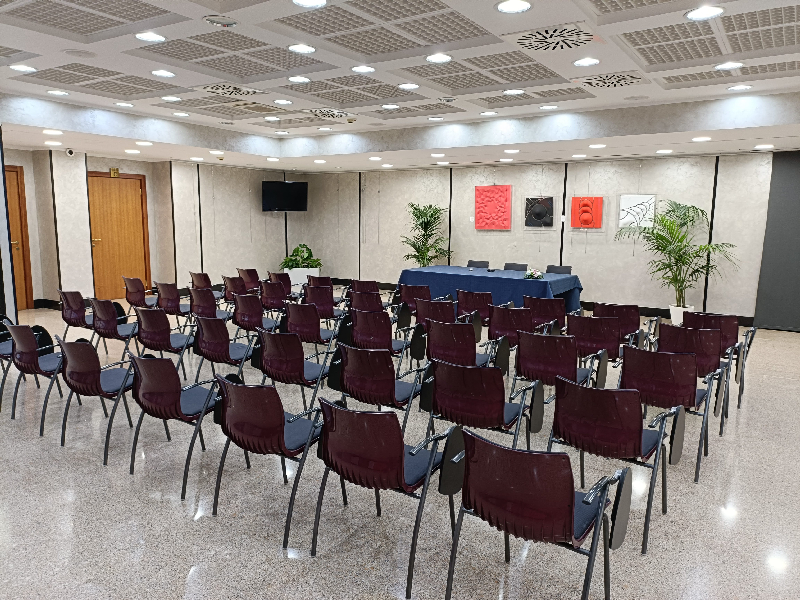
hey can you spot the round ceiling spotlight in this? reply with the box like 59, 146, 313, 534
426, 53, 452, 64
44, 140, 62, 146
382, 104, 399, 110
504, 149, 519, 154
573, 57, 600, 67
190, 157, 204, 161
209, 150, 224, 155
692, 137, 711, 142
264, 116, 281, 121
136, 31, 165, 42
539, 105, 558, 110
499, 158, 514, 162
503, 89, 525, 95
42, 130, 63, 135
754, 144, 774, 150
318, 127, 332, 131
656, 149, 673, 154
274, 99, 293, 105
288, 43, 315, 54
161, 96, 181, 102
152, 69, 175, 78
481, 111, 498, 116
572, 154, 586, 158
382, 164, 393, 168
715, 61, 743, 70
437, 161, 450, 165
204, 15, 238, 27
267, 157, 280, 162
428, 117, 444, 121
314, 159, 326, 164
125, 149, 141, 154
136, 141, 153, 146
728, 84, 752, 92
288, 76, 310, 83
293, 0, 326, 6
116, 102, 134, 107
431, 153, 445, 158
497, 0, 531, 13
47, 90, 69, 96
589, 144, 606, 149
276, 131, 289, 135
685, 6, 724, 21
9, 64, 36, 73
398, 83, 419, 90
369, 157, 382, 161
173, 112, 189, 117
352, 65, 375, 73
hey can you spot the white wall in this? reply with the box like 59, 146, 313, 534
171, 161, 202, 287
31, 150, 58, 301
0, 131, 15, 319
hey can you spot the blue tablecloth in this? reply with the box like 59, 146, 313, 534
398, 266, 583, 313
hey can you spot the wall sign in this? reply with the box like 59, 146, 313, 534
475, 185, 512, 230
525, 196, 554, 227
571, 196, 603, 229
109, 168, 120, 178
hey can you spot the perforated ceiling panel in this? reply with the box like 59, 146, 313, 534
482, 93, 535, 104
476, 86, 595, 107
403, 62, 471, 78
361, 84, 414, 99
327, 26, 421, 54
7, 0, 123, 35
246, 47, 321, 70
197, 55, 278, 78
622, 22, 723, 65
115, 75, 176, 91
314, 89, 377, 104
276, 5, 373, 36
254, 116, 331, 129
143, 40, 223, 61
534, 87, 589, 97
490, 63, 560, 83
156, 97, 286, 120
430, 72, 500, 89
327, 75, 382, 87
189, 31, 268, 51
368, 102, 464, 119
394, 11, 491, 44
69, 0, 169, 21
740, 61, 800, 75
0, 45, 21, 57
722, 8, 800, 53
661, 70, 732, 84
283, 81, 341, 94
345, 0, 449, 21
465, 51, 533, 70
588, 0, 677, 14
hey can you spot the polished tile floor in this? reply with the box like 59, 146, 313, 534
0, 306, 796, 599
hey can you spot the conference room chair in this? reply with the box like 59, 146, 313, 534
256, 329, 330, 411
193, 317, 254, 383
567, 315, 621, 387
155, 282, 192, 332
593, 303, 643, 355
260, 280, 288, 319
232, 294, 278, 344
657, 324, 723, 482
222, 275, 250, 309
426, 320, 490, 367
269, 272, 301, 302
349, 291, 384, 313
399, 284, 432, 315
236, 268, 261, 293
190, 271, 223, 301
445, 430, 631, 600
736, 327, 758, 408
212, 376, 322, 522
128, 355, 218, 500
0, 322, 13, 402
456, 290, 492, 326
123, 277, 157, 315
466, 260, 489, 269
134, 307, 194, 380
523, 295, 567, 332
308, 275, 342, 303
503, 262, 528, 271
415, 298, 456, 332
189, 288, 231, 321
90, 298, 139, 360
286, 303, 337, 361
6, 324, 63, 422
351, 309, 410, 374
546, 265, 573, 275
549, 376, 682, 554
55, 336, 134, 463
350, 279, 380, 294
310, 398, 453, 600
488, 305, 534, 350
58, 290, 95, 341
303, 285, 343, 323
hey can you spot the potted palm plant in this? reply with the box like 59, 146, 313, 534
401, 203, 452, 267
280, 243, 322, 287
616, 201, 736, 324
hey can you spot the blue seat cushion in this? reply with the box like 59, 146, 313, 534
395, 380, 421, 405
100, 367, 133, 395
403, 444, 443, 489
84, 314, 94, 327
217, 310, 231, 320
320, 328, 334, 342
229, 343, 253, 363
641, 429, 661, 460
503, 402, 525, 427
213, 290, 223, 300
391, 339, 410, 354
573, 491, 603, 544
303, 360, 330, 383
261, 317, 278, 331
145, 296, 158, 307
476, 353, 490, 367
577, 368, 591, 384
283, 411, 322, 453
170, 333, 193, 350
38, 353, 62, 374
117, 323, 137, 338
0, 340, 12, 357
180, 385, 216, 417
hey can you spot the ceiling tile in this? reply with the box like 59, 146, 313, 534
80, 80, 149, 96
114, 75, 176, 91
740, 60, 800, 75
587, 0, 677, 14
6, 0, 123, 35
345, 0, 449, 22
465, 51, 535, 70
326, 74, 382, 87
327, 26, 422, 55
403, 62, 472, 78
25, 67, 97, 84
313, 88, 378, 103
283, 81, 342, 93
141, 40, 224, 61
0, 45, 21, 57
276, 5, 374, 37
395, 11, 491, 44
661, 70, 732, 84
246, 47, 321, 69
359, 84, 415, 98
60, 62, 123, 78
66, 0, 170, 22
622, 22, 723, 65
534, 86, 592, 97
489, 63, 562, 83
189, 31, 268, 51
196, 55, 279, 78
430, 72, 501, 89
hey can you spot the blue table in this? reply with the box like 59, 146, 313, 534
398, 266, 583, 313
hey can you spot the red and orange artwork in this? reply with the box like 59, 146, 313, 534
475, 185, 512, 230
571, 196, 603, 229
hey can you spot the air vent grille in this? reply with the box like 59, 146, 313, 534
199, 83, 260, 97
515, 26, 595, 51
661, 70, 731, 83
577, 71, 646, 88
345, 0, 449, 21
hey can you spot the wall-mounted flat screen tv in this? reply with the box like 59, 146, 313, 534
262, 181, 308, 211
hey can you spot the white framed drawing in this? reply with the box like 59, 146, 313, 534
619, 194, 655, 228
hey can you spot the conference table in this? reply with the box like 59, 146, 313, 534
397, 266, 583, 313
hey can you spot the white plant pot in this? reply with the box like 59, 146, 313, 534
669, 304, 694, 325
284, 267, 320, 288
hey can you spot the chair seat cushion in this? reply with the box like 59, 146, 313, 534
403, 444, 443, 489
573, 491, 604, 545
262, 317, 278, 331
332, 308, 344, 318
100, 367, 133, 395
38, 353, 63, 374
217, 310, 232, 320
395, 380, 421, 405
320, 328, 334, 343
179, 303, 191, 315
170, 333, 194, 350
85, 314, 94, 327
283, 411, 322, 453
117, 323, 137, 338
145, 296, 158, 307
503, 402, 525, 427
641, 429, 661, 460
213, 290, 223, 300
696, 388, 707, 407
180, 385, 216, 417
391, 339, 410, 354
229, 343, 253, 363
0, 340, 12, 357
476, 353, 490, 367
577, 368, 591, 384
303, 360, 330, 383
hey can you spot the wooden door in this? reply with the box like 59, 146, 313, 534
88, 173, 151, 300
4, 166, 34, 310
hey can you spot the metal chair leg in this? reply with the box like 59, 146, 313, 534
121, 393, 133, 427
603, 514, 611, 600
11, 372, 24, 419
0, 361, 10, 410
300, 387, 307, 411
283, 417, 320, 549
181, 400, 212, 500
695, 399, 711, 483
661, 443, 668, 514
103, 388, 126, 464
194, 357, 204, 383
60, 391, 75, 446
405, 446, 438, 600
55, 376, 63, 397
444, 506, 466, 600
39, 374, 58, 436
130, 410, 146, 474
34, 374, 40, 389
375, 489, 381, 517
280, 456, 288, 484
310, 467, 331, 557
448, 494, 456, 538
198, 425, 206, 452
339, 477, 348, 505
212, 437, 232, 516
244, 450, 251, 469
163, 420, 171, 441
580, 506, 605, 600
580, 450, 585, 489
99, 397, 109, 418
504, 532, 510, 563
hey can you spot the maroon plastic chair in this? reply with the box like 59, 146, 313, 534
594, 303, 641, 343
445, 430, 630, 600
567, 314, 621, 360
190, 271, 223, 301
523, 296, 566, 331
303, 285, 343, 320
129, 355, 218, 500
399, 284, 431, 314
213, 376, 322, 524
310, 398, 449, 599
222, 275, 249, 305
232, 294, 277, 340
236, 268, 261, 293
193, 317, 254, 383
155, 282, 191, 328
189, 288, 231, 321
0, 324, 14, 402
426, 320, 489, 367
488, 305, 534, 348
55, 336, 134, 463
123, 276, 157, 314
256, 330, 330, 411
59, 290, 94, 340
6, 324, 63, 422
351, 309, 408, 355
415, 298, 455, 331
134, 307, 194, 379
349, 291, 384, 313
514, 331, 590, 389
457, 290, 492, 325
269, 272, 300, 301
549, 377, 679, 554
308, 275, 341, 303
658, 324, 721, 377
287, 303, 335, 347
260, 280, 288, 314
351, 279, 380, 294
90, 298, 139, 359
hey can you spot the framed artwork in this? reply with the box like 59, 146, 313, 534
571, 196, 603, 229
475, 185, 512, 230
619, 194, 656, 228
525, 196, 554, 227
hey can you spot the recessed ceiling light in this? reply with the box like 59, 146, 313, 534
267, 157, 280, 162
715, 61, 743, 70
656, 149, 673, 154
318, 127, 332, 131
572, 154, 586, 158
161, 96, 181, 102
47, 90, 69, 96
264, 116, 281, 121
44, 141, 62, 146
152, 69, 175, 78
209, 150, 224, 155
369, 156, 382, 161
692, 137, 711, 142
42, 129, 63, 135
173, 112, 189, 117
431, 153, 445, 157
685, 6, 724, 21
293, 0, 326, 6
136, 31, 165, 42
352, 65, 375, 73
481, 111, 498, 116
274, 99, 292, 105
314, 159, 326, 163
437, 161, 449, 165
499, 158, 514, 162
398, 83, 419, 90
504, 149, 519, 154
382, 164, 393, 168
382, 104, 400, 109
428, 117, 444, 121
589, 144, 606, 149
116, 102, 133, 107
125, 149, 140, 154
503, 89, 525, 95
204, 15, 237, 27
754, 144, 774, 150
539, 105, 558, 110
276, 131, 289, 135
728, 84, 752, 91
574, 57, 600, 67
190, 157, 204, 161
136, 141, 153, 146
288, 43, 315, 54
497, 0, 531, 13
426, 53, 451, 64
288, 75, 310, 83
10, 64, 36, 73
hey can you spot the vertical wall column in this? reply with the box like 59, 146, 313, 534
0, 126, 16, 320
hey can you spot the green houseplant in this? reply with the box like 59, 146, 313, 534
401, 203, 452, 267
280, 244, 322, 286
615, 200, 736, 323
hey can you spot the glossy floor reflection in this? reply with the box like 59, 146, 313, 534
0, 307, 797, 599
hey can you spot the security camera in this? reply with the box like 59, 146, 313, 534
65, 148, 75, 157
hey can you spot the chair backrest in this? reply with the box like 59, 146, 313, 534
523, 296, 566, 329
319, 398, 407, 491
351, 279, 379, 294
308, 275, 333, 287
286, 303, 324, 343
467, 260, 489, 269
567, 314, 621, 359
351, 309, 393, 352
515, 331, 578, 385
130, 355, 184, 420
236, 268, 260, 290
503, 262, 527, 271
683, 312, 739, 356
456, 290, 492, 322
269, 272, 293, 298
257, 329, 307, 385
554, 377, 643, 459
59, 290, 88, 327
304, 285, 336, 319
260, 280, 287, 310
488, 305, 534, 347
57, 337, 104, 397
194, 317, 233, 364
215, 376, 292, 455
620, 346, 697, 409
233, 293, 266, 332
349, 291, 384, 313
432, 360, 506, 429
593, 303, 640, 341
90, 298, 122, 339
399, 284, 431, 313
339, 344, 398, 407
223, 276, 248, 302
134, 307, 172, 351
155, 282, 181, 312
189, 288, 218, 318
123, 277, 148, 307
426, 320, 477, 366
462, 430, 576, 543
7, 324, 43, 374
415, 298, 455, 330
190, 272, 213, 290
658, 323, 721, 377
546, 265, 572, 275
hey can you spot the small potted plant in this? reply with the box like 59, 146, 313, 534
524, 268, 544, 280
280, 243, 323, 287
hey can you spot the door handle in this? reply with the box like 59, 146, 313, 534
92, 238, 101, 248
9, 240, 19, 250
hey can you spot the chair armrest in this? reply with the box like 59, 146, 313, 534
182, 379, 216, 391
510, 381, 536, 401
568, 309, 582, 316
409, 426, 454, 456
288, 407, 322, 423
451, 450, 465, 464
36, 343, 59, 351
647, 406, 680, 428
101, 360, 130, 370
583, 468, 626, 504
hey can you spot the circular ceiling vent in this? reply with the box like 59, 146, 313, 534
200, 83, 259, 96
580, 72, 645, 88
307, 108, 351, 120
204, 15, 238, 27
516, 27, 594, 51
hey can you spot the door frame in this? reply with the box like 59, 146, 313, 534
4, 165, 34, 310
87, 171, 152, 293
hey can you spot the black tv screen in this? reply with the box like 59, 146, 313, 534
262, 181, 308, 212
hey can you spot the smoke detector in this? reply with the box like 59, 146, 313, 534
204, 15, 238, 27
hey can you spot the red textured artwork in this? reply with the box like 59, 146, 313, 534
571, 196, 603, 229
475, 185, 512, 230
